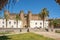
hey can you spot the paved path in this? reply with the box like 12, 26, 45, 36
32, 32, 60, 40
0, 32, 27, 36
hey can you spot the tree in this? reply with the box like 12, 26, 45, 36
49, 19, 60, 28
49, 19, 54, 28
4, 13, 9, 28
52, 19, 60, 28
15, 14, 20, 28
39, 8, 49, 29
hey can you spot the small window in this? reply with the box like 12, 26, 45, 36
40, 23, 42, 25
14, 22, 16, 24
24, 15, 27, 19
2, 22, 4, 24
35, 23, 37, 25
9, 21, 11, 24
24, 15, 27, 18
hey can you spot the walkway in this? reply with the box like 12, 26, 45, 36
33, 32, 60, 40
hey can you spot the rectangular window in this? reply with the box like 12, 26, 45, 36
40, 23, 42, 25
9, 21, 11, 24
14, 22, 16, 24
24, 15, 27, 20
2, 22, 4, 24
35, 23, 37, 25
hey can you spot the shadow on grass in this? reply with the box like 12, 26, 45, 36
0, 35, 11, 40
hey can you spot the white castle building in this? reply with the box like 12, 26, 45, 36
0, 19, 48, 28
0, 10, 49, 29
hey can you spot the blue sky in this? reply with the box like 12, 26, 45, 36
0, 0, 60, 18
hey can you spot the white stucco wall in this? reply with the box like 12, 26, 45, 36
0, 19, 22, 28
30, 20, 49, 28
0, 19, 49, 28
7, 20, 17, 28
44, 21, 49, 28
0, 19, 6, 28
18, 20, 22, 28
7, 20, 22, 28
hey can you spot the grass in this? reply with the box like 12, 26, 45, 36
0, 33, 54, 40
0, 32, 10, 35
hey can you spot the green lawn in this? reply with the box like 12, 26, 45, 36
0, 33, 54, 40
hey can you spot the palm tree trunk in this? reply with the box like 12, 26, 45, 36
43, 19, 44, 29
43, 19, 44, 28
42, 16, 44, 28
6, 19, 7, 28
43, 18, 45, 31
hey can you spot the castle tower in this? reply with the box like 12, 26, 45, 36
28, 11, 32, 27
19, 10, 24, 28
4, 10, 10, 20
4, 10, 10, 17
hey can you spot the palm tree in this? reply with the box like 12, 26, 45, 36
4, 13, 9, 28
15, 14, 20, 28
39, 8, 49, 29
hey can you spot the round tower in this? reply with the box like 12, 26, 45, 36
19, 10, 24, 28
28, 11, 32, 27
